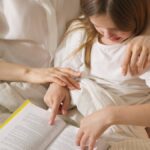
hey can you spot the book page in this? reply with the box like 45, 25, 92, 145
47, 125, 80, 150
47, 125, 110, 150
0, 101, 66, 150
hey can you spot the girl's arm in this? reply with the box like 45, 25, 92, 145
44, 83, 71, 125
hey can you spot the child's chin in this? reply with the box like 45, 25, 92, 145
109, 39, 122, 44
110, 37, 122, 43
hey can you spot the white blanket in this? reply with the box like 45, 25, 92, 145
70, 77, 149, 141
0, 82, 47, 123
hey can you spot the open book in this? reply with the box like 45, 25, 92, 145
0, 100, 110, 150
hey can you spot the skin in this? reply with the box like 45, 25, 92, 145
0, 60, 80, 89
122, 35, 150, 76
89, 14, 132, 45
44, 83, 71, 125
76, 104, 150, 150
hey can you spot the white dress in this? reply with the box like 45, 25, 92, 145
55, 25, 150, 140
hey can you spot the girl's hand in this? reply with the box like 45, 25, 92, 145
26, 67, 80, 89
44, 83, 71, 125
76, 108, 112, 150
122, 35, 150, 76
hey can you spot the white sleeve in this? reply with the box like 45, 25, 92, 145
54, 23, 87, 71
51, 0, 80, 43
139, 71, 150, 87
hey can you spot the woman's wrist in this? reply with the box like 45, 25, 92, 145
105, 105, 137, 126
21, 67, 33, 82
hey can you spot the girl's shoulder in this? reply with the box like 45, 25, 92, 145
66, 16, 87, 35
62, 19, 87, 44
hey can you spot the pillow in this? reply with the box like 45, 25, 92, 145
0, 0, 57, 67
51, 0, 80, 43
0, 9, 9, 37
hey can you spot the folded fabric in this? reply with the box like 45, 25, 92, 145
70, 78, 149, 141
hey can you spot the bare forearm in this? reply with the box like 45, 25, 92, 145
0, 60, 30, 82
109, 104, 150, 127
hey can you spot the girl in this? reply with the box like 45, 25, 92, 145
45, 0, 150, 149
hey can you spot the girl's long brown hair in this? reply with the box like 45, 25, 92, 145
65, 0, 149, 68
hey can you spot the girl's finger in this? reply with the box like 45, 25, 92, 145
44, 93, 53, 108
62, 95, 70, 115
49, 101, 60, 125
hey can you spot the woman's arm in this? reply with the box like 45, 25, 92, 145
122, 4, 150, 76
0, 60, 80, 89
122, 35, 150, 76
110, 104, 150, 127
77, 104, 150, 150
0, 60, 30, 82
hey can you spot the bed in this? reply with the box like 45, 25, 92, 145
0, 0, 150, 148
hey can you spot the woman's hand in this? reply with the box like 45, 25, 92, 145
44, 83, 71, 125
122, 35, 150, 76
76, 108, 113, 150
0, 61, 79, 89
26, 67, 81, 89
